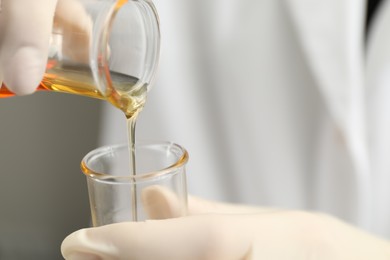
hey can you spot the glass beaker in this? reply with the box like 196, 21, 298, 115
0, 0, 160, 117
81, 141, 189, 226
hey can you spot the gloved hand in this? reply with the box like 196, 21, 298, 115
0, 0, 91, 95
0, 0, 58, 95
61, 187, 390, 260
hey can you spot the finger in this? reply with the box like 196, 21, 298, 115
0, 0, 58, 95
61, 215, 254, 260
54, 0, 92, 63
141, 185, 186, 219
62, 211, 390, 260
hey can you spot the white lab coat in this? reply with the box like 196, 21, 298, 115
99, 0, 390, 238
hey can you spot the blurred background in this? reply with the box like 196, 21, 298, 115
0, 93, 102, 259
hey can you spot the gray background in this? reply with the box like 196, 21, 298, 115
0, 92, 102, 259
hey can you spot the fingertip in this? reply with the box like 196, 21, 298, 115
61, 229, 85, 258
141, 185, 183, 219
61, 226, 123, 260
61, 229, 102, 260
3, 47, 46, 95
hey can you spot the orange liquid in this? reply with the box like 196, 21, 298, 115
0, 70, 147, 119
0, 73, 103, 99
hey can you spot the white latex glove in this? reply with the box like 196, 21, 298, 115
0, 0, 58, 95
61, 187, 390, 260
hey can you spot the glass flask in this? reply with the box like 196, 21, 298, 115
0, 0, 160, 117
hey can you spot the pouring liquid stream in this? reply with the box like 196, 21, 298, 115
108, 77, 147, 223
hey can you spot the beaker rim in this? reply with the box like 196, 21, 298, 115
81, 140, 189, 182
